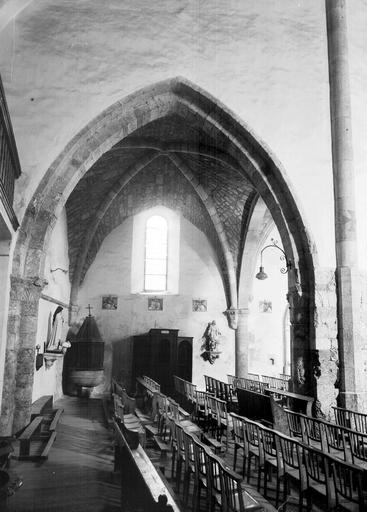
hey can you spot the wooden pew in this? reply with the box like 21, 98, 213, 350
236, 387, 273, 425
265, 388, 314, 416
113, 419, 181, 511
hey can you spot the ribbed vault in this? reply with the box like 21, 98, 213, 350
66, 112, 258, 307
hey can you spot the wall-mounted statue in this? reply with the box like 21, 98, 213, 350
200, 320, 222, 364
45, 306, 70, 353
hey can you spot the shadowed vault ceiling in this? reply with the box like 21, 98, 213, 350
65, 112, 258, 292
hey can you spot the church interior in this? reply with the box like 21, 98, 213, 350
0, 0, 367, 510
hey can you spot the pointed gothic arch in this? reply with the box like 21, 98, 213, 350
1, 77, 317, 434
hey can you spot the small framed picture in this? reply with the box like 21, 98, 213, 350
102, 295, 118, 310
192, 299, 207, 312
148, 297, 163, 311
259, 300, 272, 313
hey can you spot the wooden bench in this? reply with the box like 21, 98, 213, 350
30, 395, 53, 420
113, 419, 180, 511
17, 406, 63, 460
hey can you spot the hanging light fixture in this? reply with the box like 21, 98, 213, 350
256, 238, 292, 280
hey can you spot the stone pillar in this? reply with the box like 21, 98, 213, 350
325, 0, 366, 409
0, 275, 46, 435
233, 309, 249, 378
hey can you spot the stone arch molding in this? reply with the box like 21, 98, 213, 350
1, 76, 317, 434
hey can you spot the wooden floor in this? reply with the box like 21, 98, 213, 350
4, 397, 326, 512
6, 397, 120, 512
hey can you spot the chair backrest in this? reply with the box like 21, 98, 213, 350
174, 420, 185, 458
207, 394, 219, 421
216, 397, 228, 426
301, 415, 324, 448
243, 418, 261, 452
205, 449, 225, 508
331, 456, 367, 510
348, 429, 367, 465
349, 410, 367, 434
167, 397, 180, 420
192, 434, 210, 488
275, 431, 303, 474
285, 409, 303, 438
227, 374, 236, 387
322, 421, 349, 461
230, 413, 245, 446
300, 443, 335, 508
182, 429, 196, 473
333, 406, 352, 428
187, 382, 197, 403
221, 464, 263, 512
279, 373, 291, 381
260, 425, 278, 461
204, 375, 215, 395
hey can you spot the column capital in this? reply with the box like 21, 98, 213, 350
224, 307, 249, 329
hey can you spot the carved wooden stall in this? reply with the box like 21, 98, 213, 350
132, 329, 192, 396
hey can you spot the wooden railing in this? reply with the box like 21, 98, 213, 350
0, 74, 21, 230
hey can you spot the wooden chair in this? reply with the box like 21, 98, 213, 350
349, 410, 367, 434
216, 397, 231, 448
333, 406, 352, 429
331, 456, 367, 511
243, 418, 264, 491
220, 464, 264, 512
205, 449, 225, 511
348, 429, 367, 470
227, 374, 236, 387
301, 415, 324, 449
275, 431, 307, 510
279, 373, 291, 381
174, 420, 186, 493
260, 425, 283, 507
285, 409, 302, 438
300, 443, 335, 511
167, 417, 178, 480
194, 390, 209, 427
204, 375, 215, 395
230, 413, 247, 476
182, 429, 196, 508
192, 434, 211, 512
206, 394, 220, 437
323, 421, 350, 462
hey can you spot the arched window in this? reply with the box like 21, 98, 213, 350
144, 215, 168, 291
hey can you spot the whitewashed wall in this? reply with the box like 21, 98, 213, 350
77, 214, 235, 395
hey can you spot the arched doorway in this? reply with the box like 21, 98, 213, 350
0, 77, 317, 434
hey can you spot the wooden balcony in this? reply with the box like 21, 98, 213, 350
0, 74, 21, 232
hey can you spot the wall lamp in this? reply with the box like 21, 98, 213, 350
255, 238, 292, 280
